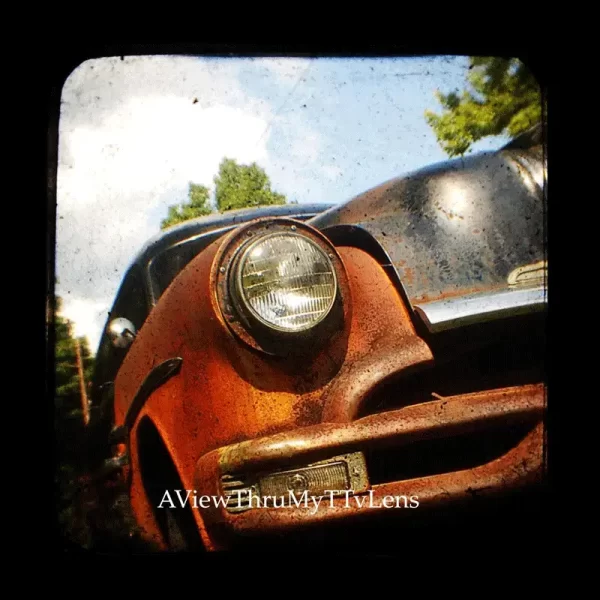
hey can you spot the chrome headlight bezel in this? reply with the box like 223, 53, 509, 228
212, 218, 350, 356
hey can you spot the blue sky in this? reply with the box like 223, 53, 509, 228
235, 56, 507, 204
56, 55, 510, 352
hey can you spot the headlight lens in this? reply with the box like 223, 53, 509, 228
235, 232, 337, 332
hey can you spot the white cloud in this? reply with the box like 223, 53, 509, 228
321, 165, 343, 181
288, 130, 322, 164
56, 56, 276, 353
59, 296, 109, 352
59, 99, 269, 211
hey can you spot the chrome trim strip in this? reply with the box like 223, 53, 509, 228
414, 287, 547, 333
122, 357, 183, 431
511, 151, 545, 191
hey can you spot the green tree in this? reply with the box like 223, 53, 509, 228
53, 295, 96, 548
54, 296, 95, 417
161, 183, 212, 229
161, 160, 287, 229
425, 57, 542, 157
214, 158, 286, 212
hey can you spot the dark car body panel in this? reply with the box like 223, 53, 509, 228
309, 146, 545, 307
134, 203, 334, 304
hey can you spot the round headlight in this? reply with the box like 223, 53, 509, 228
234, 232, 337, 332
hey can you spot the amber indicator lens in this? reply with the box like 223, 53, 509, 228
236, 233, 337, 332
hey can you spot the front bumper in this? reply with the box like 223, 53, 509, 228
194, 384, 545, 546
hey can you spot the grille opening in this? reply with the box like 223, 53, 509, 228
365, 421, 534, 485
357, 325, 544, 418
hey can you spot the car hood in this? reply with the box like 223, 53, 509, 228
309, 145, 546, 315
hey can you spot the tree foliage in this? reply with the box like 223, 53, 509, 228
54, 296, 94, 479
214, 158, 286, 212
161, 183, 212, 229
54, 295, 97, 548
54, 296, 95, 417
425, 57, 542, 157
160, 159, 287, 229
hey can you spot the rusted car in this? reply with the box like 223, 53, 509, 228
88, 125, 547, 551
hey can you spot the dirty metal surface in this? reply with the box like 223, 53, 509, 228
309, 148, 546, 307
220, 423, 545, 536
194, 401, 544, 542
112, 242, 436, 548
111, 216, 545, 550
216, 383, 545, 474
114, 244, 434, 456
